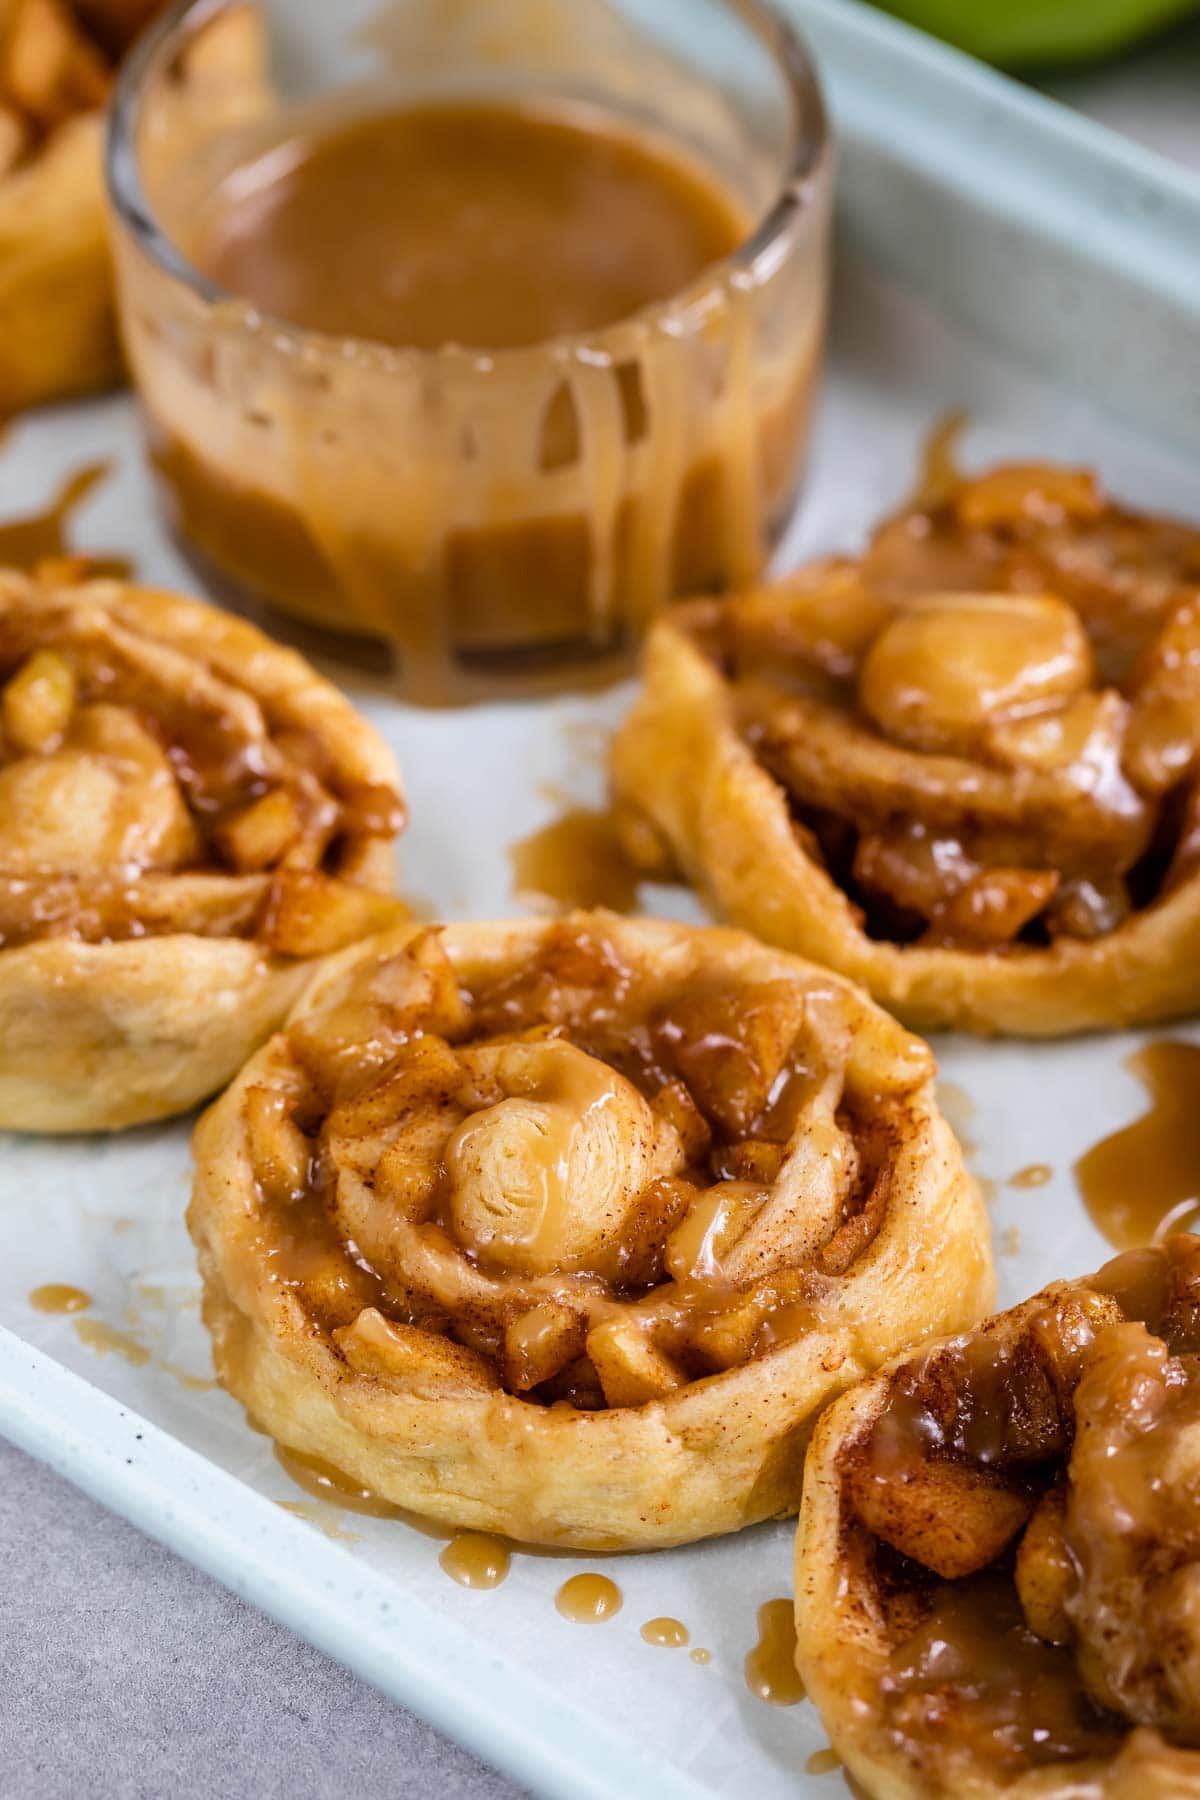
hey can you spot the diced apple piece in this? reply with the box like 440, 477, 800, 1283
651, 1078, 712, 1164
243, 1084, 311, 1207
846, 1445, 1036, 1580
324, 1034, 461, 1141
1015, 1486, 1075, 1646
262, 871, 409, 957
334, 1308, 499, 1395
2, 648, 75, 752
929, 867, 1059, 948
214, 787, 301, 872
654, 979, 806, 1137
503, 1301, 585, 1392
954, 464, 1102, 531
586, 1317, 683, 1408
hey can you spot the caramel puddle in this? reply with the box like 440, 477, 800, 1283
510, 806, 641, 913
0, 460, 132, 578
744, 1598, 805, 1706
1075, 1041, 1200, 1248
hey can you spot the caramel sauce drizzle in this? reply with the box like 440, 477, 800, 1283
555, 1573, 623, 1623
29, 1283, 92, 1314
744, 1598, 805, 1706
1009, 1163, 1053, 1190
1075, 1041, 1200, 1248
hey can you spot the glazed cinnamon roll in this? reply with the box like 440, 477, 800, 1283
794, 1235, 1200, 1799
0, 571, 404, 1130
611, 460, 1200, 1034
188, 913, 991, 1549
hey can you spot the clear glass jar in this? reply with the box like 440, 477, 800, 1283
107, 0, 832, 703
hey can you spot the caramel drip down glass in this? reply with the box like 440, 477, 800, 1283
105, 0, 832, 703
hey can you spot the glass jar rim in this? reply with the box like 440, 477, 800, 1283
105, 0, 832, 373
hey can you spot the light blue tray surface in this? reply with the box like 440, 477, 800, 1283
4, 5, 1200, 1797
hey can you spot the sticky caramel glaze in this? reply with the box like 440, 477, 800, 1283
744, 1598, 806, 1705
556, 1573, 622, 1623
1075, 1041, 1200, 1248
0, 462, 131, 580
192, 912, 981, 1551
195, 104, 748, 352
234, 922, 905, 1409
881, 1574, 1119, 1770
835, 1238, 1200, 1778
29, 1283, 91, 1314
510, 808, 643, 914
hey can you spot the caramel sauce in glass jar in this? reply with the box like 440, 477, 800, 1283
107, 0, 831, 703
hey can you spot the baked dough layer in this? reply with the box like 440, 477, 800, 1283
0, 572, 404, 1130
611, 462, 1200, 1035
794, 1236, 1200, 1798
189, 912, 992, 1549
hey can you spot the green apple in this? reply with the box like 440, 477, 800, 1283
873, 0, 1199, 65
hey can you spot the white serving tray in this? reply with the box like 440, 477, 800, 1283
3, 3, 1200, 1795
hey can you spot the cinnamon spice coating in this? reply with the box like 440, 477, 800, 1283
795, 1236, 1200, 1798
611, 456, 1200, 1034
0, 571, 404, 1129
188, 913, 991, 1549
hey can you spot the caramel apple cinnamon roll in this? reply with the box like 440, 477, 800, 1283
611, 460, 1200, 1034
0, 571, 405, 1130
188, 913, 991, 1549
794, 1235, 1200, 1799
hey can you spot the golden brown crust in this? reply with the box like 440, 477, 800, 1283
188, 912, 993, 1549
611, 464, 1200, 1036
0, 572, 405, 1130
794, 1239, 1200, 1799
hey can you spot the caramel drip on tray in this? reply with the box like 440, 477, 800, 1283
640, 1617, 689, 1648
1075, 1041, 1200, 1248
510, 806, 642, 914
744, 1598, 805, 1706
439, 1533, 511, 1590
0, 461, 131, 579
29, 1283, 92, 1314
555, 1573, 623, 1623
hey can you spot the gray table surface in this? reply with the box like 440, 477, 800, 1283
5, 23, 1200, 1800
